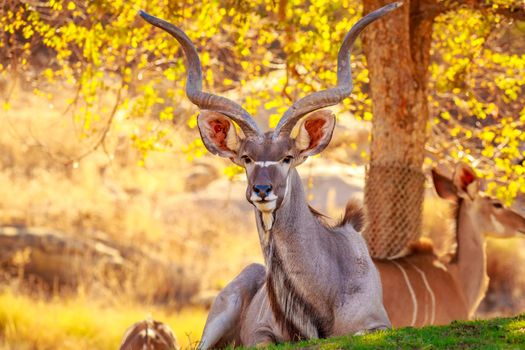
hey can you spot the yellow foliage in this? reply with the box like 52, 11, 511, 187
1, 0, 523, 203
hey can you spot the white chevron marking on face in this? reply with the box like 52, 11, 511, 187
254, 161, 279, 167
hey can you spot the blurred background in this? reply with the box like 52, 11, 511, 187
1, 0, 524, 349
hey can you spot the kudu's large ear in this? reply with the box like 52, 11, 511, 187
294, 110, 336, 158
452, 163, 480, 200
431, 169, 458, 201
197, 111, 240, 159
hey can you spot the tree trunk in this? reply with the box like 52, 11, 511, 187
361, 0, 437, 258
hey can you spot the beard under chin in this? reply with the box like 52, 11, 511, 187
253, 202, 276, 232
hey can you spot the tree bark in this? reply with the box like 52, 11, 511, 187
361, 0, 437, 258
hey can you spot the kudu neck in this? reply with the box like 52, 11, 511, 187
256, 168, 337, 339
451, 199, 488, 316
272, 169, 318, 234
254, 168, 320, 259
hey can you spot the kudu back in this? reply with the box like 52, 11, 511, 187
139, 2, 401, 348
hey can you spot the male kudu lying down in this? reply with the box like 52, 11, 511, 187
198, 164, 525, 345
140, 2, 402, 349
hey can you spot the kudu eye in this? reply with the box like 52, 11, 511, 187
282, 156, 293, 164
492, 202, 503, 209
241, 155, 252, 165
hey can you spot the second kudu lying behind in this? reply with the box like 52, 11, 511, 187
375, 164, 525, 327
140, 2, 401, 349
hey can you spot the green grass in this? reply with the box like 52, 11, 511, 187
263, 314, 525, 350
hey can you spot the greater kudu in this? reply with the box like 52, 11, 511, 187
375, 164, 525, 327
140, 2, 401, 348
119, 319, 179, 350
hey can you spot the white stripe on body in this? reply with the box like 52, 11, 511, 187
256, 291, 270, 323
408, 262, 436, 325
392, 261, 418, 327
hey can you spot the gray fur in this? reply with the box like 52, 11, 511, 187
198, 169, 390, 349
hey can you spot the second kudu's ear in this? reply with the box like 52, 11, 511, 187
294, 110, 336, 158
197, 111, 240, 159
431, 169, 458, 201
452, 163, 480, 200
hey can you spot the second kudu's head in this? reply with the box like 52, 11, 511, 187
140, 3, 400, 217
432, 164, 525, 238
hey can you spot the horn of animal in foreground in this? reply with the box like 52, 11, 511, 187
273, 1, 403, 138
139, 10, 262, 138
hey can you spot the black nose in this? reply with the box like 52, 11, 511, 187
253, 184, 272, 199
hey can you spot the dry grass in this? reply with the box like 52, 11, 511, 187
1, 84, 262, 298
0, 289, 207, 350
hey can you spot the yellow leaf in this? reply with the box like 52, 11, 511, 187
67, 2, 76, 11
481, 130, 496, 142
441, 111, 451, 121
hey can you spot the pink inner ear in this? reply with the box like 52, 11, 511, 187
304, 118, 326, 149
459, 170, 475, 191
208, 119, 230, 150
462, 172, 474, 184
